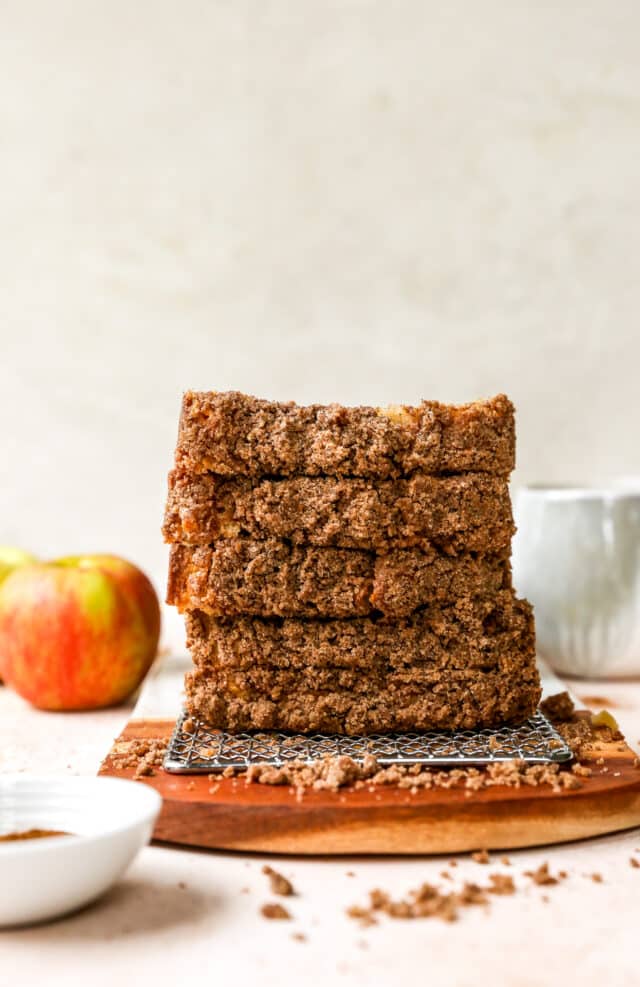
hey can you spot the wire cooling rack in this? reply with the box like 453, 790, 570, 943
163, 709, 573, 773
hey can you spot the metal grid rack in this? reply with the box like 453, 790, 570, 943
163, 709, 573, 774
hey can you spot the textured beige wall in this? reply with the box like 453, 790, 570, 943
1, 1, 639, 579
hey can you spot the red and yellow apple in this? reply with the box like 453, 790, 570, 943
0, 554, 161, 710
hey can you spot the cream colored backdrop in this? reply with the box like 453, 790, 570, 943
1, 1, 639, 581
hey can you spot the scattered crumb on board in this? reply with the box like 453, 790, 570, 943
109, 739, 168, 779
107, 695, 624, 806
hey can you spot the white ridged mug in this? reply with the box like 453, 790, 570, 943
512, 484, 640, 678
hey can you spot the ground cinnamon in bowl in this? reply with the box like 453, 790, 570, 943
0, 829, 72, 842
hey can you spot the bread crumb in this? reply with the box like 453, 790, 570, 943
572, 763, 592, 777
262, 865, 294, 896
457, 882, 488, 906
291, 932, 307, 942
346, 854, 585, 927
590, 872, 603, 883
346, 869, 529, 926
134, 763, 154, 778
501, 856, 511, 866
110, 738, 167, 779
524, 863, 559, 886
240, 752, 596, 798
630, 858, 640, 869
472, 849, 490, 864
348, 883, 461, 924
261, 903, 291, 920
346, 905, 378, 927
540, 692, 575, 722
488, 873, 516, 896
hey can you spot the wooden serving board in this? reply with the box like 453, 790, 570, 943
99, 715, 640, 855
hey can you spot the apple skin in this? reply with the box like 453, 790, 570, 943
0, 546, 37, 586
0, 554, 161, 710
0, 548, 37, 685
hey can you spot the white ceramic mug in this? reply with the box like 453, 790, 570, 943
512, 484, 640, 678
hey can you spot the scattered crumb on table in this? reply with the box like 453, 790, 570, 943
261, 902, 291, 920
262, 865, 295, 896
524, 863, 560, 886
472, 849, 489, 864
488, 873, 516, 896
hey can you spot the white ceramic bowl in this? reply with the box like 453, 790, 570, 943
0, 775, 162, 927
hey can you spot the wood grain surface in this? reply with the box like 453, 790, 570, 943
99, 717, 640, 855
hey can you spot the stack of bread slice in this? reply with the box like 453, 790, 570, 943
163, 391, 540, 734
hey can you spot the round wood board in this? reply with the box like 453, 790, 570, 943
99, 717, 640, 855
